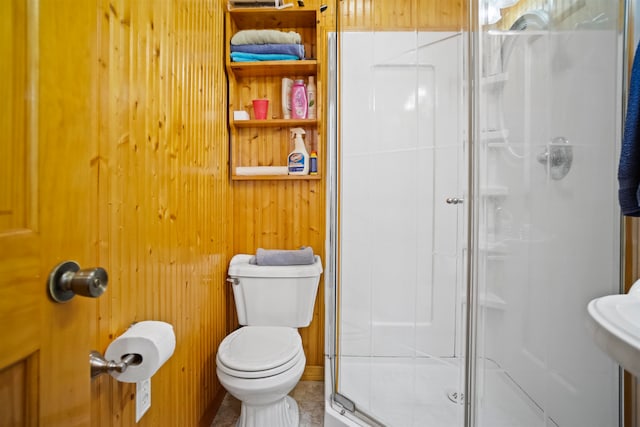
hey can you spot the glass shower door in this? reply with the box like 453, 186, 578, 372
472, 1, 623, 426
334, 28, 468, 426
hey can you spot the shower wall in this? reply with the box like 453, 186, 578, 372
476, 28, 621, 426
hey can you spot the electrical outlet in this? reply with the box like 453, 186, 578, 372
136, 378, 151, 423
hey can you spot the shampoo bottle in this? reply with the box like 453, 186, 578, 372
288, 128, 309, 175
290, 79, 308, 119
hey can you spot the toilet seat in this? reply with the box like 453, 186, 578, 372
217, 326, 303, 379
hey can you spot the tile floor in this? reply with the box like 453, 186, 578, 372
211, 381, 325, 427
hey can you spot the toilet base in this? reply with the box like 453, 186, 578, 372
236, 395, 300, 427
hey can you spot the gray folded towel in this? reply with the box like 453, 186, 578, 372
253, 247, 315, 266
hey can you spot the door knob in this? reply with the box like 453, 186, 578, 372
446, 197, 464, 205
48, 261, 108, 303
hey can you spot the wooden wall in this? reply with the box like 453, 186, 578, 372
338, 0, 463, 30
92, 1, 229, 426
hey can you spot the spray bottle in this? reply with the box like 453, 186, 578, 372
287, 128, 309, 175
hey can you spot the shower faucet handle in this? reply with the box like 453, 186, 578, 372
446, 197, 464, 205
536, 136, 573, 180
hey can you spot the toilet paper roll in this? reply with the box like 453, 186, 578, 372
105, 320, 176, 383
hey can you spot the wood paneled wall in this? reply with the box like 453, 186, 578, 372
93, 1, 229, 426
231, 180, 326, 378
338, 0, 464, 31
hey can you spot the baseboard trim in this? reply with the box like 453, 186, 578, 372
302, 364, 324, 381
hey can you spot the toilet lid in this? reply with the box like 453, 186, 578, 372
217, 326, 302, 373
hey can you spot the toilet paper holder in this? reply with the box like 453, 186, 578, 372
90, 350, 142, 379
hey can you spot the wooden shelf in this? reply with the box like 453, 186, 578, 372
228, 60, 317, 78
228, 8, 317, 30
232, 173, 322, 181
232, 118, 318, 128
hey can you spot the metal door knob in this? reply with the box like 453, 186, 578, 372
446, 197, 464, 205
48, 261, 108, 303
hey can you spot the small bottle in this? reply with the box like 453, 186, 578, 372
309, 150, 318, 175
290, 79, 308, 119
307, 76, 316, 120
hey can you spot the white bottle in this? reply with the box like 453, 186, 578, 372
287, 128, 309, 175
307, 76, 316, 119
281, 77, 293, 119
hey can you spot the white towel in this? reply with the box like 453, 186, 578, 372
236, 166, 288, 176
231, 29, 301, 45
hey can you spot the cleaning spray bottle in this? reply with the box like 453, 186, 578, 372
287, 128, 309, 175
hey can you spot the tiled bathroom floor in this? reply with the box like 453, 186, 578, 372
210, 381, 324, 427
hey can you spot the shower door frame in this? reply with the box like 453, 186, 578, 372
323, 1, 480, 425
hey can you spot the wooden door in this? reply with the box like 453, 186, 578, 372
0, 1, 98, 426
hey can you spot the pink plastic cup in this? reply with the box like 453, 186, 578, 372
252, 99, 269, 120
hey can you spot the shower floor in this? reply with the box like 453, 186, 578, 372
337, 356, 548, 427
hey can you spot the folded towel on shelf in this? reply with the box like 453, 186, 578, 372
230, 52, 299, 62
252, 247, 315, 266
230, 43, 305, 60
619, 41, 640, 216
231, 29, 302, 45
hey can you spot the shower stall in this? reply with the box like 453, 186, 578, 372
325, 0, 625, 426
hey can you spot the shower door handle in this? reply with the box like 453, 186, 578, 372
446, 197, 464, 205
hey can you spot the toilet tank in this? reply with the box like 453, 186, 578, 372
228, 254, 323, 327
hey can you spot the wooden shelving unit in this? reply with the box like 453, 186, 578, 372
226, 7, 321, 181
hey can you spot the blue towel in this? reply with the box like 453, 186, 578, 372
619, 42, 640, 216
230, 52, 299, 62
230, 43, 305, 60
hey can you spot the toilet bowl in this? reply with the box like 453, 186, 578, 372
216, 254, 323, 427
217, 327, 306, 426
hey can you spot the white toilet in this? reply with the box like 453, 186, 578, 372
216, 254, 323, 427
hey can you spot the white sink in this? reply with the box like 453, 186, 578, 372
587, 282, 640, 376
